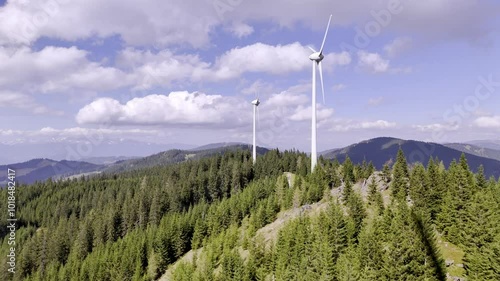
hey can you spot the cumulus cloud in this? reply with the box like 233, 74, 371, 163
265, 91, 309, 108
226, 22, 254, 38
289, 105, 334, 122
0, 0, 497, 48
0, 0, 219, 47
212, 42, 310, 78
76, 91, 248, 127
473, 116, 500, 129
325, 51, 352, 68
358, 51, 390, 73
76, 88, 338, 131
117, 43, 350, 88
0, 46, 132, 94
241, 80, 276, 96
357, 51, 411, 74
0, 42, 350, 97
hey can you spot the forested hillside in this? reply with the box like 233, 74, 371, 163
0, 149, 499, 281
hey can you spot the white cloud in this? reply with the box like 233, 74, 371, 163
241, 80, 276, 96
384, 37, 413, 57
76, 91, 248, 127
0, 0, 219, 48
0, 42, 350, 98
357, 51, 411, 74
265, 91, 309, 108
473, 116, 500, 129
226, 22, 254, 38
0, 46, 132, 94
358, 51, 390, 73
289, 105, 334, 122
117, 44, 351, 88
331, 119, 396, 131
322, 51, 351, 66
0, 90, 63, 115
0, 0, 497, 48
212, 42, 327, 79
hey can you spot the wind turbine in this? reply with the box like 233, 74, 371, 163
251, 96, 260, 164
308, 14, 332, 172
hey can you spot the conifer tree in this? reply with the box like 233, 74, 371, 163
475, 164, 487, 189
382, 163, 391, 183
342, 155, 355, 183
391, 148, 409, 202
346, 192, 366, 242
343, 178, 353, 204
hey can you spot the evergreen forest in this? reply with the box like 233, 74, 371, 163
1, 148, 499, 281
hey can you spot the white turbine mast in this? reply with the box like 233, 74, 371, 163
308, 14, 332, 172
251, 96, 260, 164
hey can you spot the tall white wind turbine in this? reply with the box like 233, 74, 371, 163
308, 14, 332, 172
251, 97, 260, 164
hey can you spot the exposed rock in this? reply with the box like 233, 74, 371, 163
445, 259, 454, 267
456, 263, 464, 268
283, 172, 294, 188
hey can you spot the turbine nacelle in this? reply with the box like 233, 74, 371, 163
251, 99, 260, 106
308, 52, 324, 62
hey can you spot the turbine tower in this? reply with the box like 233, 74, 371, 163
308, 14, 332, 172
251, 97, 260, 164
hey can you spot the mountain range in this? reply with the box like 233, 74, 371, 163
0, 159, 103, 185
444, 143, 500, 162
0, 141, 194, 165
322, 137, 500, 178
1, 137, 499, 185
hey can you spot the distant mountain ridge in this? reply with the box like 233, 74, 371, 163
81, 156, 139, 165
444, 143, 500, 162
104, 143, 269, 174
0, 159, 103, 185
3, 139, 499, 184
189, 142, 246, 151
466, 139, 500, 151
322, 137, 500, 179
0, 141, 194, 165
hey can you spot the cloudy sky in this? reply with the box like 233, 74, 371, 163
1, 0, 500, 159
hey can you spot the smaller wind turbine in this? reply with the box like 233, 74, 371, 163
251, 96, 260, 164
308, 14, 332, 172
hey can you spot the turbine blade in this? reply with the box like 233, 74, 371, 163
307, 45, 317, 53
319, 14, 332, 55
318, 61, 325, 104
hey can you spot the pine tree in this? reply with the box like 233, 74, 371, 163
343, 179, 353, 204
409, 163, 431, 218
426, 157, 445, 222
346, 192, 366, 242
342, 156, 355, 183
382, 163, 391, 183
391, 148, 409, 202
358, 219, 383, 280
475, 164, 487, 189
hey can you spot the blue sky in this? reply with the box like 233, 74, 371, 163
1, 0, 500, 159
